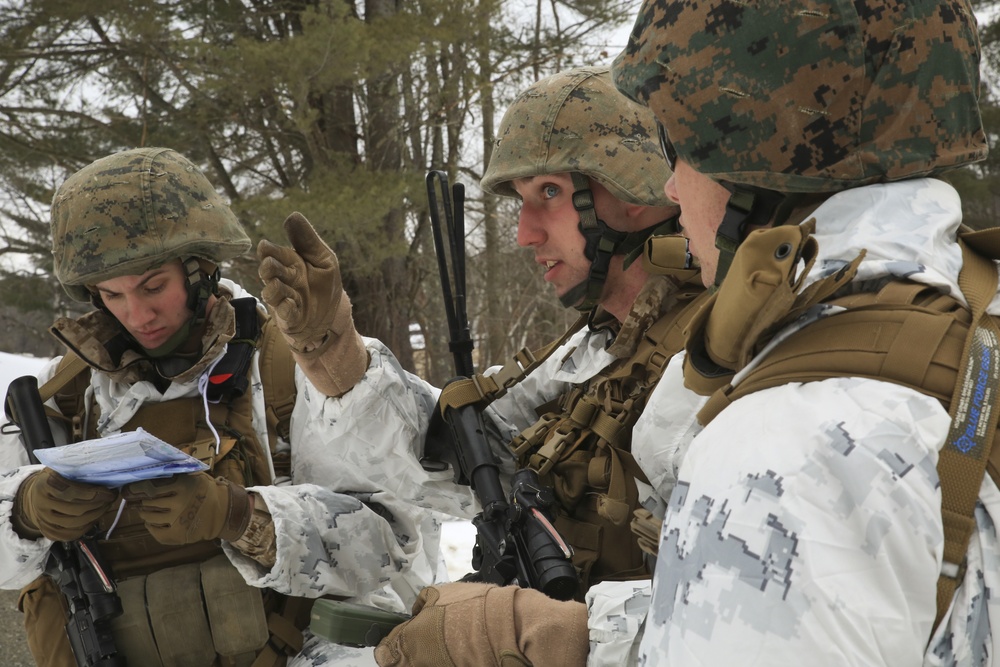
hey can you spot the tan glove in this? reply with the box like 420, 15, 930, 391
374, 582, 588, 667
122, 472, 252, 545
257, 211, 368, 397
13, 468, 118, 541
229, 492, 278, 568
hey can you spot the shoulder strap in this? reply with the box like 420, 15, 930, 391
696, 284, 967, 423
258, 316, 297, 448
37, 352, 89, 404
36, 352, 91, 441
934, 237, 1000, 631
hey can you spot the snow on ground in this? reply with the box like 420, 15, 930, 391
0, 351, 49, 400
441, 518, 478, 581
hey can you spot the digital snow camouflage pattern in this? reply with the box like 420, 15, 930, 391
611, 0, 987, 193
51, 147, 250, 301
481, 66, 676, 207
628, 179, 1000, 665
585, 580, 653, 664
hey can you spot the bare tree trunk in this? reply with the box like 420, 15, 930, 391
477, 0, 506, 368
356, 0, 415, 369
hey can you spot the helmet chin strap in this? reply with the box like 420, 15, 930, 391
713, 183, 794, 288
181, 257, 220, 329
560, 172, 670, 312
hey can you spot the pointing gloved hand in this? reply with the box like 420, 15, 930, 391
257, 211, 368, 398
374, 582, 589, 667
122, 472, 252, 545
13, 468, 118, 541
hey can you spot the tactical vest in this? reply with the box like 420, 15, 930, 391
442, 275, 706, 594
677, 222, 1000, 637
19, 298, 302, 667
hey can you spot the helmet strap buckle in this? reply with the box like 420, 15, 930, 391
714, 183, 788, 288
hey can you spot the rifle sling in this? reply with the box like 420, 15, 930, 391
439, 313, 588, 411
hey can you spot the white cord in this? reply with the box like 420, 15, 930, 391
107, 347, 229, 538
105, 498, 127, 540
198, 348, 226, 455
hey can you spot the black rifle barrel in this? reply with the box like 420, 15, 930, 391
426, 170, 474, 377
425, 170, 578, 601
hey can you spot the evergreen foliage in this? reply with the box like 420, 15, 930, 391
0, 0, 633, 380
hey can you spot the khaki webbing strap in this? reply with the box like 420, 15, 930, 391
587, 406, 627, 445
528, 394, 631, 477
37, 352, 88, 403
595, 448, 638, 526
530, 425, 586, 476
182, 436, 239, 467
591, 445, 652, 526
616, 446, 651, 486
511, 411, 562, 459
30, 352, 91, 428
882, 310, 956, 387
697, 301, 966, 425
439, 313, 588, 412
960, 225, 1000, 260
818, 278, 930, 311
933, 239, 1000, 631
259, 319, 297, 444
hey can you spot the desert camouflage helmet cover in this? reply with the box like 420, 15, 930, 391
611, 0, 987, 193
52, 147, 251, 301
482, 66, 675, 207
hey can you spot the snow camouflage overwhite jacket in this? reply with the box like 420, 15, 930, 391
253, 275, 676, 663
621, 177, 1000, 666
293, 177, 1000, 665
0, 280, 445, 667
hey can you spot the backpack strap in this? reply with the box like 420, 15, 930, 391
696, 286, 967, 423
934, 236, 1000, 631
33, 351, 91, 441
37, 352, 89, 404
258, 317, 297, 479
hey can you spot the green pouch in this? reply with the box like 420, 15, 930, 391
309, 599, 410, 647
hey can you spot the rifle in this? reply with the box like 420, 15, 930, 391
5, 376, 125, 667
423, 170, 578, 601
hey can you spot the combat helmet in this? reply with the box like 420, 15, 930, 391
612, 0, 987, 283
51, 147, 251, 353
483, 66, 680, 311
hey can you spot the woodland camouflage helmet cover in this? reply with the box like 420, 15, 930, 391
482, 66, 675, 207
52, 147, 251, 301
611, 0, 988, 193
